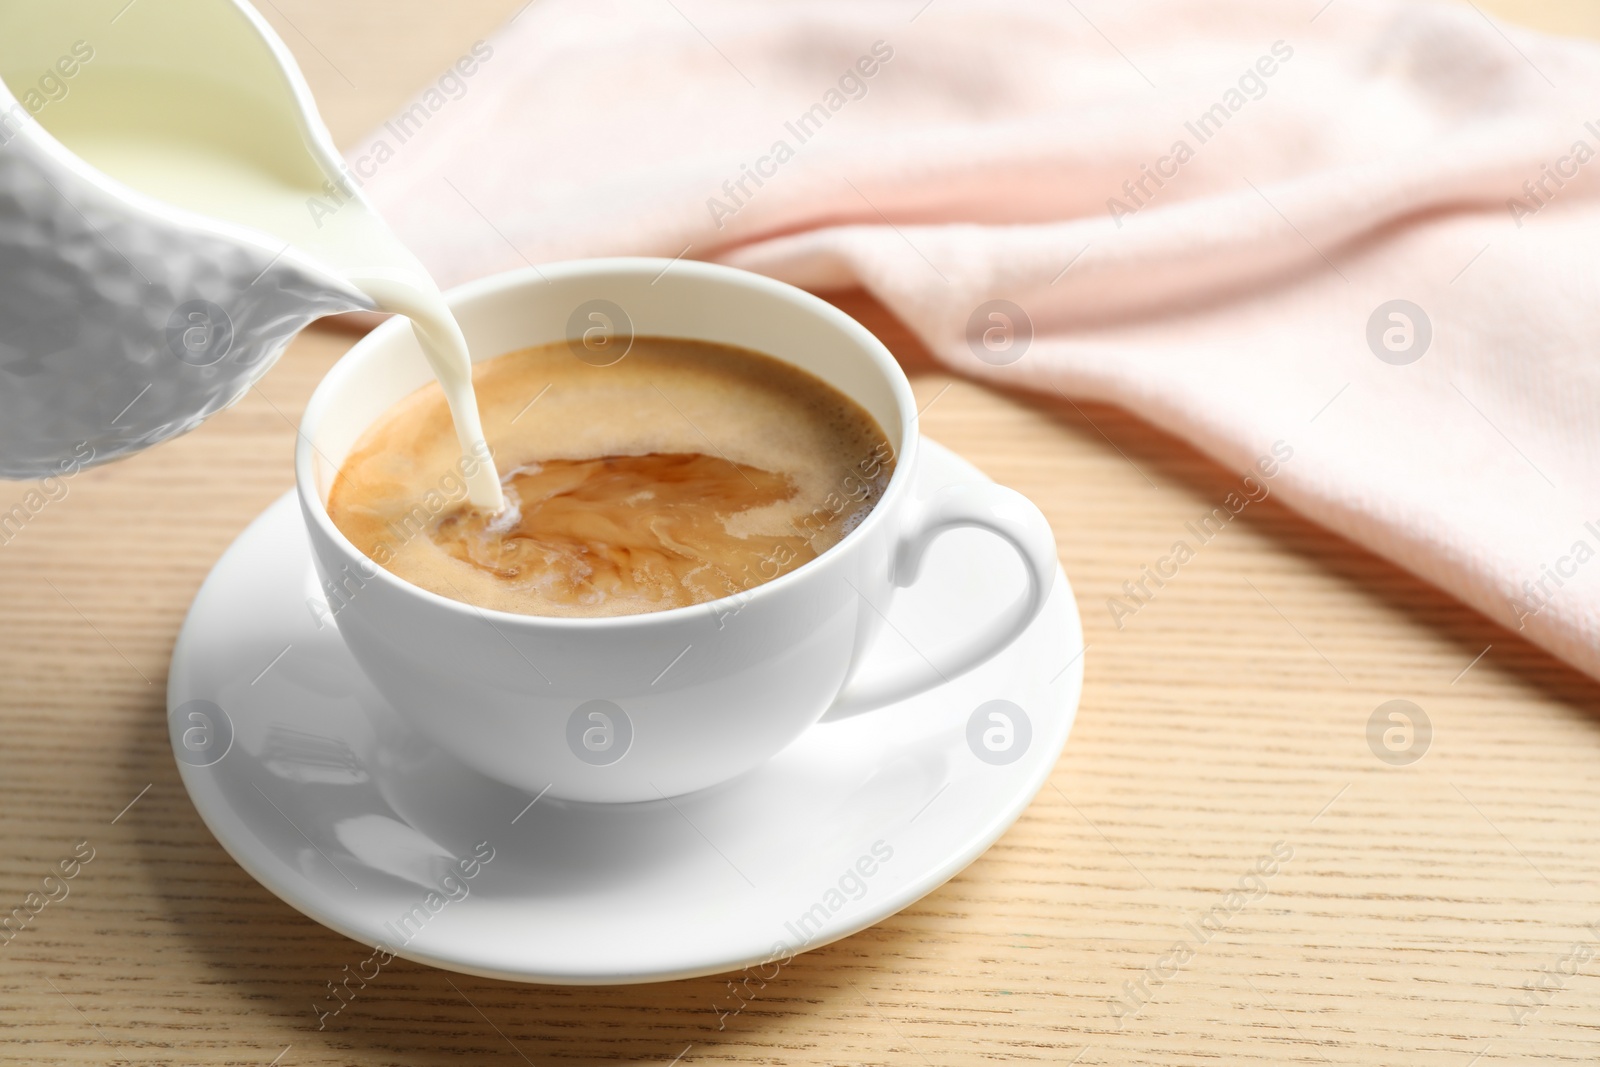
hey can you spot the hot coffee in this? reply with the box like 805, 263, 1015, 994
327, 337, 896, 617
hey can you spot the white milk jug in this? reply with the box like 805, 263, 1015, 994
0, 0, 502, 507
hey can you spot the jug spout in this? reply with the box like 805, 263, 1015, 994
0, 0, 382, 478
0, 129, 374, 478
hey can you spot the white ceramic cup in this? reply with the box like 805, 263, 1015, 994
296, 259, 1058, 802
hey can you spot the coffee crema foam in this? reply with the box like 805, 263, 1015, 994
327, 337, 896, 617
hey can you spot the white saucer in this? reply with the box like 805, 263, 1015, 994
167, 439, 1084, 985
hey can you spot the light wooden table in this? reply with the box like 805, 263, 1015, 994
3, 2, 1597, 1065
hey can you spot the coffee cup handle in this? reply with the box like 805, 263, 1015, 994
823, 483, 1059, 720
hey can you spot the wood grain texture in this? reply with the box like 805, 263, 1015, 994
2, 2, 1597, 1064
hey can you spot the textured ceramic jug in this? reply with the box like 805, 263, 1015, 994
0, 0, 380, 478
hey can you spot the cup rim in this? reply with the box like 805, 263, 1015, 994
295, 257, 921, 630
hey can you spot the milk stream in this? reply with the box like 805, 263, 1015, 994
31, 67, 506, 510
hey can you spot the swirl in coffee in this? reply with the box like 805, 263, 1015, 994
327, 337, 895, 617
